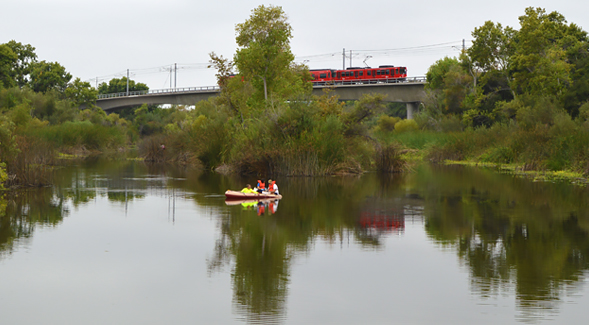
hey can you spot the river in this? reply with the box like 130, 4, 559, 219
1, 159, 588, 324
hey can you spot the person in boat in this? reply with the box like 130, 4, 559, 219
267, 179, 279, 195
256, 179, 266, 193
241, 184, 257, 194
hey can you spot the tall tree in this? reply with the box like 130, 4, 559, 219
0, 44, 17, 88
28, 60, 72, 93
234, 5, 296, 103
510, 8, 574, 98
4, 41, 37, 87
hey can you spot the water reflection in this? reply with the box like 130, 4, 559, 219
417, 165, 589, 321
0, 189, 68, 257
1, 159, 589, 323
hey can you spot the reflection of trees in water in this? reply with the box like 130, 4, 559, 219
208, 210, 296, 324
207, 174, 417, 322
420, 165, 589, 319
0, 189, 68, 257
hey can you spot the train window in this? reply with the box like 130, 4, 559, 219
320, 73, 326, 78
376, 70, 380, 75
360, 71, 363, 77
354, 71, 358, 77
386, 70, 390, 75
368, 71, 372, 76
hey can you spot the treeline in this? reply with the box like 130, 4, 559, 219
413, 7, 589, 173
0, 5, 414, 189
4, 6, 587, 189
0, 40, 154, 187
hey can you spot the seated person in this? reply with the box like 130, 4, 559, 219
267, 179, 279, 195
256, 179, 266, 193
241, 184, 257, 194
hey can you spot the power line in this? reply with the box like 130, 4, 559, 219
85, 41, 471, 85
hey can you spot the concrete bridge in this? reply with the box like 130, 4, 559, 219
95, 77, 426, 118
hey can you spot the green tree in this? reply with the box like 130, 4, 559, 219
234, 5, 300, 104
509, 8, 574, 98
4, 41, 37, 88
97, 77, 148, 94
425, 57, 473, 115
28, 60, 72, 93
0, 44, 18, 88
64, 78, 98, 107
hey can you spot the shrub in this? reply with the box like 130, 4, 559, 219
375, 115, 400, 132
394, 119, 418, 133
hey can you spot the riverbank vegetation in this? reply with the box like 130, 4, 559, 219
2, 6, 589, 188
409, 7, 589, 176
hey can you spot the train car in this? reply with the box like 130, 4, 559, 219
310, 65, 407, 84
309, 69, 336, 85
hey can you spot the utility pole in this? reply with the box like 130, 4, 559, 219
350, 50, 352, 68
343, 48, 345, 70
462, 39, 465, 51
126, 69, 129, 96
174, 63, 177, 90
170, 65, 173, 89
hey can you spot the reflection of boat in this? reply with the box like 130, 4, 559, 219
224, 190, 283, 200
225, 198, 276, 206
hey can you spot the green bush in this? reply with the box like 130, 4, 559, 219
394, 119, 418, 133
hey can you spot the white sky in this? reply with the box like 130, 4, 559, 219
1, 0, 587, 90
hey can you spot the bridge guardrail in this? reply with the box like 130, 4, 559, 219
97, 76, 426, 99
97, 86, 221, 100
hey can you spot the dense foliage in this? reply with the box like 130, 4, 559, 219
415, 7, 589, 173
3, 6, 589, 189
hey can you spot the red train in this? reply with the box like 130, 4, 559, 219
310, 65, 407, 85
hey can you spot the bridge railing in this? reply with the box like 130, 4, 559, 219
97, 76, 426, 99
97, 86, 220, 99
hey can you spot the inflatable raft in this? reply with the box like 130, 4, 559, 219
224, 190, 282, 200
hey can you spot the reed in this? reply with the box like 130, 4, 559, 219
375, 143, 406, 173
4, 136, 54, 187
137, 135, 168, 162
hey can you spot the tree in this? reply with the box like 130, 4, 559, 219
234, 5, 297, 103
28, 60, 72, 93
425, 57, 473, 115
0, 44, 17, 88
4, 41, 37, 87
98, 77, 148, 94
509, 8, 574, 98
64, 78, 98, 107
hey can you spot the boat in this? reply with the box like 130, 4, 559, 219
224, 190, 282, 200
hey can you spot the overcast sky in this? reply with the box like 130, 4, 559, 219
2, 0, 588, 90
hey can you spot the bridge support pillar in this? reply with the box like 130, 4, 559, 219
406, 102, 419, 120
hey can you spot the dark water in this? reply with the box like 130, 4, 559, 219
1, 159, 589, 324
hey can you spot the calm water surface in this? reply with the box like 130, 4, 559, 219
1, 159, 589, 324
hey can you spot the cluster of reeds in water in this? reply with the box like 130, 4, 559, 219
3, 136, 54, 187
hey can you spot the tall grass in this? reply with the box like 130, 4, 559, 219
426, 120, 589, 173
375, 143, 406, 173
4, 136, 54, 187
27, 121, 127, 150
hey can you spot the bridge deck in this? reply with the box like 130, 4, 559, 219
94, 77, 426, 112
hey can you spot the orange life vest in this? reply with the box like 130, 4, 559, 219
257, 180, 265, 189
268, 181, 276, 192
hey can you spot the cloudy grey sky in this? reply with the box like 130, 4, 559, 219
2, 0, 587, 90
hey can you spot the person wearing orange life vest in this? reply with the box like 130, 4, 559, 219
256, 179, 265, 193
267, 179, 279, 195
